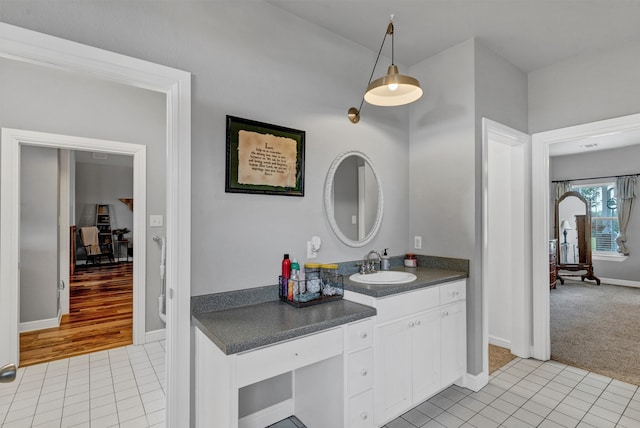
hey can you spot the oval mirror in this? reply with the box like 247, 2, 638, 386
324, 150, 383, 247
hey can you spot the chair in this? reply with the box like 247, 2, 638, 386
79, 226, 114, 265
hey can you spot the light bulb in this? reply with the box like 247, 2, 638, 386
388, 83, 398, 91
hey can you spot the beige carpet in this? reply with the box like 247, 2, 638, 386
550, 280, 640, 385
489, 344, 516, 374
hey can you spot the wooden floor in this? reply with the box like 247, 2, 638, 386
19, 262, 133, 367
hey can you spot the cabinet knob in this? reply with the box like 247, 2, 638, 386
360, 368, 368, 376
360, 412, 368, 420
360, 332, 368, 339
416, 320, 421, 326
409, 321, 415, 327
442, 311, 449, 318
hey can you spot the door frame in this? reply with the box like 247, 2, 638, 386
531, 112, 640, 360
2, 128, 147, 346
481, 118, 532, 376
0, 23, 191, 427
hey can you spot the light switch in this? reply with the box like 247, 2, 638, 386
150, 215, 163, 227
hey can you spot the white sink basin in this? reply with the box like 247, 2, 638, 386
349, 271, 417, 285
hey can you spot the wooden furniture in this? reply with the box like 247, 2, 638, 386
95, 204, 113, 250
555, 191, 600, 285
549, 239, 557, 289
79, 226, 115, 265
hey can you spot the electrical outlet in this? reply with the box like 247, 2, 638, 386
307, 241, 318, 259
414, 235, 422, 249
149, 215, 163, 227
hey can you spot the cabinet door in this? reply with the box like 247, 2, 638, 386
376, 318, 412, 423
411, 309, 441, 403
440, 301, 467, 386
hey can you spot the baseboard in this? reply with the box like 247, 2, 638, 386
238, 399, 294, 428
462, 371, 488, 392
488, 335, 511, 349
145, 329, 166, 343
20, 308, 62, 332
599, 277, 640, 288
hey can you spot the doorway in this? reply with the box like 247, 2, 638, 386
481, 119, 532, 377
0, 22, 191, 426
532, 112, 640, 361
2, 128, 147, 368
18, 145, 137, 366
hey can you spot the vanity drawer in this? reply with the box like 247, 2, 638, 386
346, 319, 373, 351
236, 327, 343, 387
440, 280, 466, 305
347, 348, 373, 396
347, 389, 374, 428
376, 285, 440, 324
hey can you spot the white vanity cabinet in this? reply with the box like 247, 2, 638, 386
195, 316, 376, 428
346, 278, 467, 426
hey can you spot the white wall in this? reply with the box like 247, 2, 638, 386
551, 145, 640, 282
0, 57, 167, 332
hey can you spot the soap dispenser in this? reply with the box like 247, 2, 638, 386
381, 248, 390, 270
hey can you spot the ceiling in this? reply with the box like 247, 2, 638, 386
268, 0, 640, 73
269, 0, 640, 155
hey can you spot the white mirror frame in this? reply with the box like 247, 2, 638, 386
324, 150, 384, 248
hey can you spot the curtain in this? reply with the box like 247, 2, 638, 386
554, 181, 572, 200
615, 176, 637, 255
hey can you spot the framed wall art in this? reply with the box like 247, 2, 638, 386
225, 115, 305, 196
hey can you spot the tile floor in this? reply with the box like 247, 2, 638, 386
381, 357, 640, 428
277, 356, 640, 428
0, 341, 165, 428
4, 344, 640, 428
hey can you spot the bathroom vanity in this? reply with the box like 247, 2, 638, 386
192, 264, 467, 428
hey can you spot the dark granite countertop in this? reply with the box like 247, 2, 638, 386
192, 299, 376, 355
344, 266, 468, 298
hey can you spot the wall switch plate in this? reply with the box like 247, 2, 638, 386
414, 235, 422, 249
150, 215, 163, 227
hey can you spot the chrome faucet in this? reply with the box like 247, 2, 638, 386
363, 250, 381, 273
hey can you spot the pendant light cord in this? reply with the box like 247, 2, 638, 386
356, 20, 392, 114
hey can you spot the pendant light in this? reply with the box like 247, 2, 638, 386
348, 15, 423, 124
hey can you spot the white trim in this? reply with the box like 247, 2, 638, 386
531, 112, 640, 362
0, 22, 191, 428
481, 119, 532, 375
238, 399, 294, 428
1, 128, 148, 348
598, 277, 640, 288
462, 371, 488, 393
593, 252, 628, 262
145, 328, 166, 344
488, 335, 511, 350
19, 309, 62, 333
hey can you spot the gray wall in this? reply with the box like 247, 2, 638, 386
551, 145, 640, 282
0, 56, 167, 332
0, 1, 411, 295
529, 39, 640, 133
20, 145, 59, 323
408, 39, 529, 375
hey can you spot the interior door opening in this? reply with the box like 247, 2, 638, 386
19, 147, 137, 366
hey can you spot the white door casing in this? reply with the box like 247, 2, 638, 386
2, 128, 147, 349
481, 118, 532, 375
0, 23, 191, 427
531, 112, 640, 361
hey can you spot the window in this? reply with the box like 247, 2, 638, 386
571, 183, 619, 253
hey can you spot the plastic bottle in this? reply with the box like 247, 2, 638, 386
281, 254, 291, 298
289, 258, 300, 300
381, 248, 390, 270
